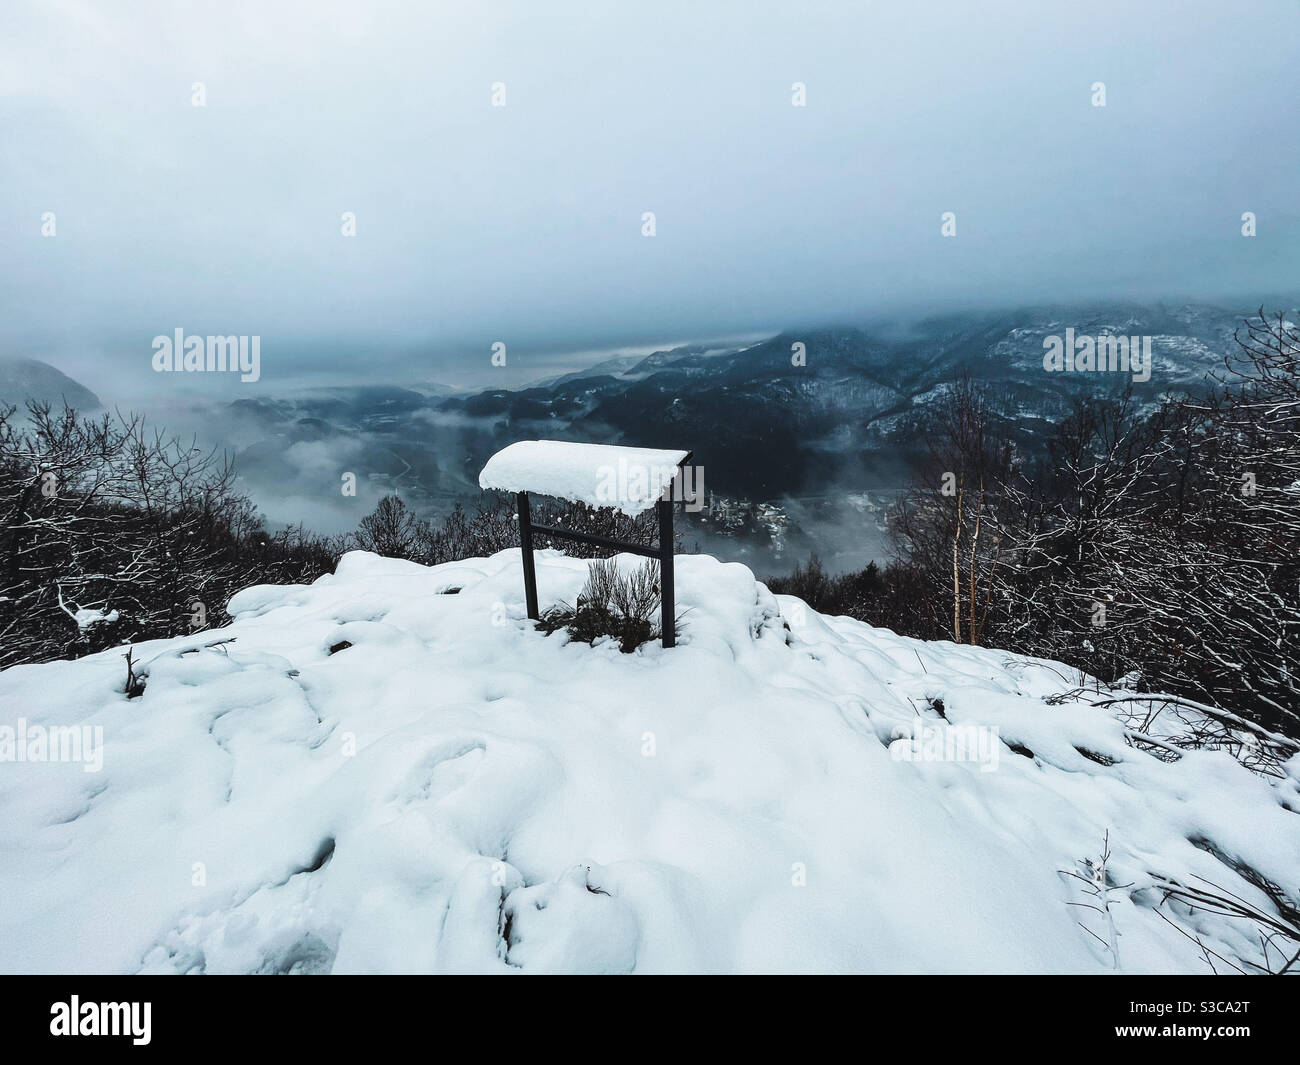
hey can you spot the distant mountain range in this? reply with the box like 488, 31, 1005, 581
426, 302, 1262, 498
5, 302, 1286, 570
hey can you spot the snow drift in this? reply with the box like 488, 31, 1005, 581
0, 549, 1297, 974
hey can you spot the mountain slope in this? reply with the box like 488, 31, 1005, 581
433, 303, 1267, 498
0, 358, 100, 411
1, 549, 1296, 974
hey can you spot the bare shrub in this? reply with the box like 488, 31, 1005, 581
868, 307, 1300, 736
537, 556, 669, 652
354, 495, 429, 558
0, 401, 343, 668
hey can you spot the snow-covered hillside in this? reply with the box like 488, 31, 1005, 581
1, 550, 1297, 974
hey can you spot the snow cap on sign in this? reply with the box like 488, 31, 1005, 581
478, 439, 690, 516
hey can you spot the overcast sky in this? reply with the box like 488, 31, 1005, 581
2, 0, 1297, 396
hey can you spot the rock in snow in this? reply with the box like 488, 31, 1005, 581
0, 549, 1297, 974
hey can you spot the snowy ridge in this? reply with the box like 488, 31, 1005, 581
0, 550, 1297, 974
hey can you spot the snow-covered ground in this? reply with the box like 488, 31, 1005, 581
1, 550, 1297, 974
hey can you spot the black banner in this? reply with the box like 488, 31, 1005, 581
2, 975, 1291, 1051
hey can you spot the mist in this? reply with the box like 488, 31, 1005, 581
3, 0, 1297, 397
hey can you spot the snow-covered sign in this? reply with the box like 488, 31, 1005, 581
479, 440, 690, 517
479, 439, 691, 647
